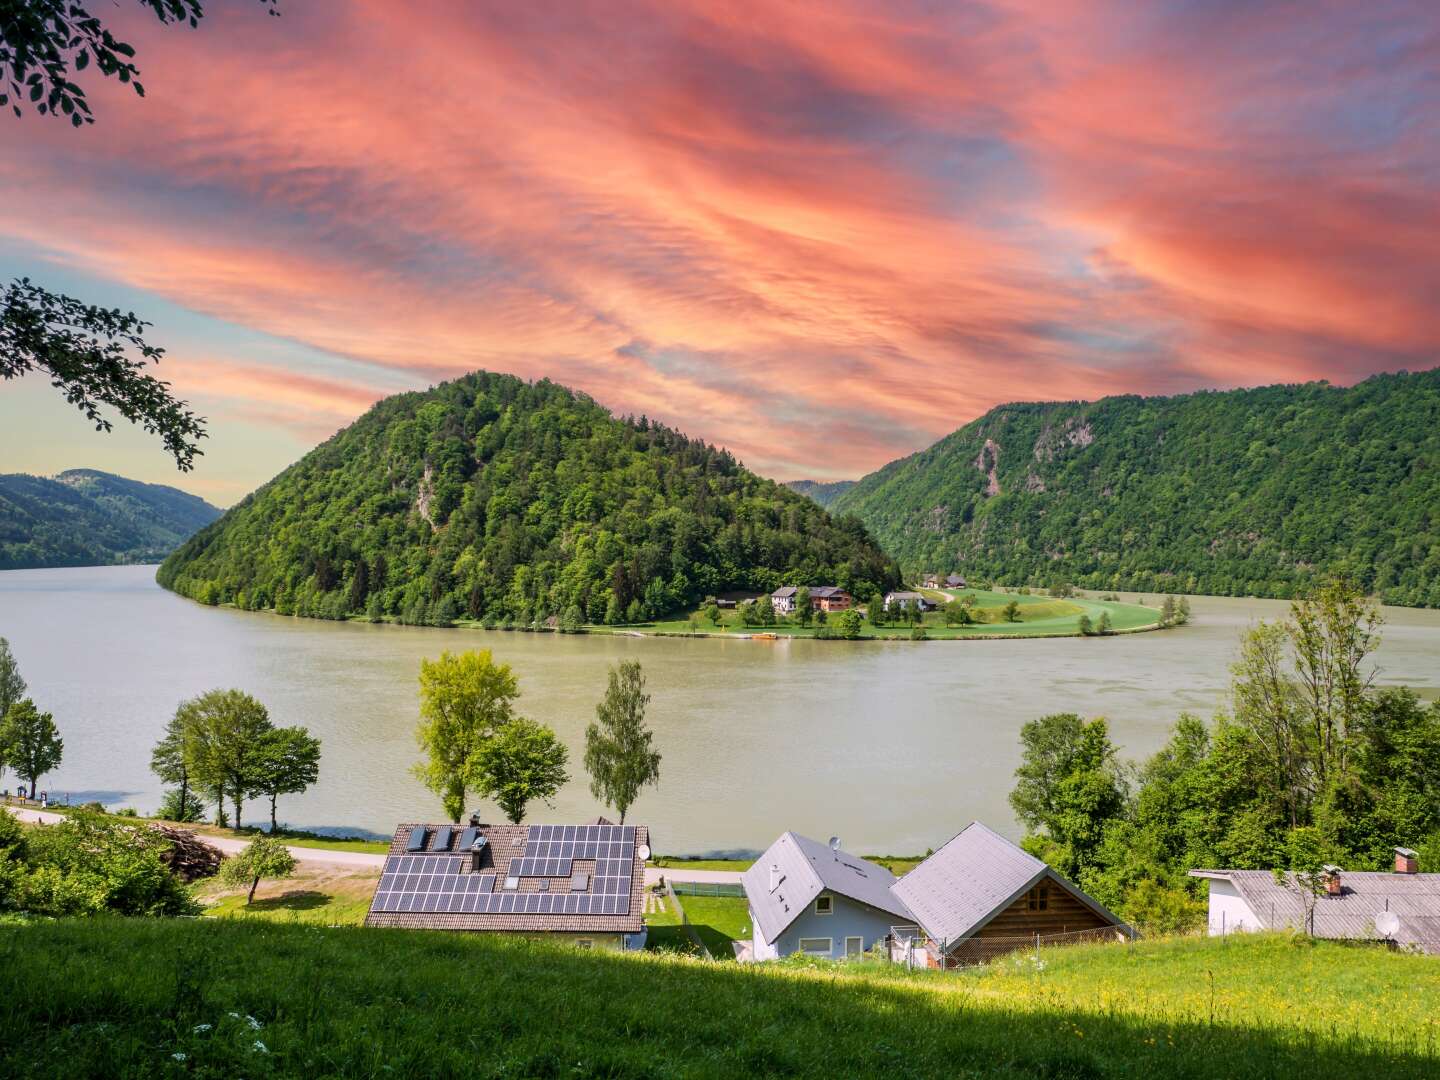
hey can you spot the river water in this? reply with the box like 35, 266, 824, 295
2, 565, 1437, 854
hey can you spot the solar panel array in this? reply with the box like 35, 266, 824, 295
371, 824, 639, 917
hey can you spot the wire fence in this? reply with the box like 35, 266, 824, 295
663, 881, 715, 961
670, 881, 745, 898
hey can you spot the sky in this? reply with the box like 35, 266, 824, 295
2, 0, 1437, 505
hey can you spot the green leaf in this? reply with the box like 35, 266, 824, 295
75, 50, 89, 72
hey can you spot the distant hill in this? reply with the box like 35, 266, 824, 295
159, 371, 899, 623
0, 469, 221, 570
784, 479, 856, 508
832, 370, 1440, 607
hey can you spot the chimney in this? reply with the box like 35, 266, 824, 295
1395, 847, 1419, 875
1322, 865, 1343, 896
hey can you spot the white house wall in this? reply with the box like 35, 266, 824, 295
1207, 878, 1262, 935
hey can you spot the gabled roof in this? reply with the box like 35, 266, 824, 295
1190, 868, 1440, 953
771, 586, 799, 598
891, 822, 1127, 949
742, 832, 913, 944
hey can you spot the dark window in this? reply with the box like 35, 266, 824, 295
1027, 884, 1049, 911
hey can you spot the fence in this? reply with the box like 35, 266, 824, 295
670, 881, 746, 899
663, 880, 715, 961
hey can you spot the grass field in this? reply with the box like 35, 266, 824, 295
2, 919, 1435, 1078
194, 864, 379, 926
645, 891, 751, 959
586, 588, 1162, 641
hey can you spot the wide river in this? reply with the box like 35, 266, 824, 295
2, 565, 1437, 854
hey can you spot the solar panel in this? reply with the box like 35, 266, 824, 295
432, 826, 453, 851
406, 827, 429, 852
508, 857, 574, 878
457, 826, 479, 851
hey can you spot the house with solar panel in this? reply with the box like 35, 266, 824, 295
365, 819, 650, 951
741, 822, 1130, 966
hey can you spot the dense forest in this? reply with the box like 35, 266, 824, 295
0, 469, 220, 570
158, 372, 899, 625
783, 479, 855, 508
833, 370, 1440, 606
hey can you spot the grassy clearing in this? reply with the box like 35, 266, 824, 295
646, 891, 751, 959
588, 588, 1162, 641
193, 864, 379, 927
1, 920, 1435, 1078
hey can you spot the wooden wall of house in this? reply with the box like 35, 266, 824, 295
942, 879, 1119, 966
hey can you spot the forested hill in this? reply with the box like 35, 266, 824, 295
158, 372, 899, 624
831, 369, 1440, 607
784, 479, 856, 508
0, 469, 221, 570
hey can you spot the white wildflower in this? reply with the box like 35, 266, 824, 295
192, 1023, 212, 1034
246, 1015, 262, 1030
252, 1040, 268, 1054
171, 1052, 187, 1062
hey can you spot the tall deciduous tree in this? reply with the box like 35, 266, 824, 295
150, 702, 201, 823
251, 726, 322, 832
471, 719, 569, 824
413, 650, 519, 823
794, 587, 812, 627
0, 637, 25, 785
0, 699, 63, 799
585, 661, 661, 824
183, 689, 273, 828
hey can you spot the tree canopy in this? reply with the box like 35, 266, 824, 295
158, 371, 900, 624
471, 718, 569, 825
0, 698, 63, 797
413, 650, 520, 823
218, 834, 296, 905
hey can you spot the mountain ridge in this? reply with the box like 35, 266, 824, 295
832, 369, 1440, 607
159, 370, 899, 623
0, 469, 221, 570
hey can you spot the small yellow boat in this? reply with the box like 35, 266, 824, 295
751, 632, 778, 640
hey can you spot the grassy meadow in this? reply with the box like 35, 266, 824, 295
586, 588, 1162, 641
2, 919, 1436, 1078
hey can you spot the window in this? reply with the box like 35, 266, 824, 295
503, 875, 520, 891
1027, 884, 1049, 911
845, 936, 863, 958
575, 939, 593, 950
798, 938, 832, 957
814, 895, 833, 915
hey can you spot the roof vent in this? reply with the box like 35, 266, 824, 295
1395, 847, 1419, 875
769, 863, 783, 892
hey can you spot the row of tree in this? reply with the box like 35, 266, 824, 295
0, 639, 64, 800
150, 690, 322, 831
1009, 580, 1440, 931
413, 650, 662, 825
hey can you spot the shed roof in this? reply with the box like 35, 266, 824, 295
891, 821, 1126, 948
742, 832, 913, 944
1190, 868, 1440, 953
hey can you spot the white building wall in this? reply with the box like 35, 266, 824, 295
749, 905, 780, 960
1207, 878, 1261, 936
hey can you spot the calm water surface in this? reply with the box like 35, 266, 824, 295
2, 565, 1437, 854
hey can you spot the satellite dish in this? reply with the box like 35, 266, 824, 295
1376, 910, 1400, 939
637, 843, 651, 862
829, 836, 842, 852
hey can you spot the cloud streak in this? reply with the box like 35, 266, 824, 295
2, 0, 1437, 492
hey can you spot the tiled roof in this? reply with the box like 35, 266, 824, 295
365, 822, 648, 935
1190, 868, 1440, 952
742, 832, 912, 944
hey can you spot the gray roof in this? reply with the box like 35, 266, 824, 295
891, 821, 1127, 948
771, 587, 799, 598
742, 832, 913, 944
1190, 869, 1440, 953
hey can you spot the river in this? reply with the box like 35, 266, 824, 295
2, 565, 1437, 855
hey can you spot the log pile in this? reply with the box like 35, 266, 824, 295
149, 824, 225, 882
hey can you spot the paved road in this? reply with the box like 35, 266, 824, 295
6, 806, 748, 883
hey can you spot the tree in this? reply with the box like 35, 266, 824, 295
1160, 596, 1177, 625
1009, 713, 1126, 877
251, 726, 322, 832
1077, 614, 1093, 636
182, 689, 273, 828
832, 609, 863, 640
794, 587, 812, 627
2, 0, 279, 126
471, 719, 569, 824
0, 637, 25, 785
219, 834, 297, 905
585, 661, 661, 824
413, 650, 520, 823
1096, 612, 1112, 634
0, 699, 63, 799
150, 703, 201, 823
1176, 597, 1191, 625
868, 591, 886, 626
1002, 600, 1021, 623
704, 602, 722, 627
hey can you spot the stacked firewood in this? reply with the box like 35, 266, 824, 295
149, 824, 224, 881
